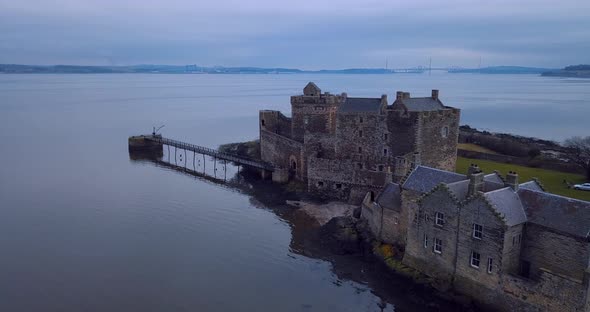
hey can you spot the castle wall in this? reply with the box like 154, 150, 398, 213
259, 110, 292, 139
335, 113, 390, 171
290, 95, 341, 142
520, 223, 590, 281
501, 224, 524, 275
260, 129, 303, 179
417, 109, 460, 171
385, 110, 419, 160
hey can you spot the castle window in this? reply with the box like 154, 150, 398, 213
317, 181, 324, 187
423, 234, 428, 248
335, 183, 342, 189
384, 133, 388, 140
378, 165, 384, 172
304, 116, 309, 125
394, 217, 398, 225
383, 149, 388, 157
441, 126, 449, 138
261, 119, 266, 126
435, 212, 445, 226
473, 223, 483, 239
470, 251, 481, 268
358, 146, 362, 153
359, 117, 364, 123
413, 212, 418, 225
357, 163, 363, 170
359, 130, 363, 138
487, 258, 493, 273
434, 238, 442, 254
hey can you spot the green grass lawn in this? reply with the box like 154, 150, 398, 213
457, 143, 500, 155
456, 157, 590, 202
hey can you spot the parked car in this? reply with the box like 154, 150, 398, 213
573, 183, 590, 191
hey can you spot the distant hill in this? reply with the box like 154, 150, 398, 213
541, 65, 590, 78
448, 66, 555, 74
0, 64, 426, 74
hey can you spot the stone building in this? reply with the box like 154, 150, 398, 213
361, 164, 590, 311
259, 82, 460, 202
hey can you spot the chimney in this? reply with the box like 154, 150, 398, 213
341, 92, 348, 98
381, 94, 388, 106
431, 89, 439, 100
396, 91, 403, 101
467, 164, 485, 196
403, 92, 410, 99
506, 171, 519, 191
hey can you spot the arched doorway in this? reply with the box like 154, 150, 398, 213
289, 155, 298, 178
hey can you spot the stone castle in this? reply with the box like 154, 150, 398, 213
259, 83, 590, 311
259, 82, 460, 202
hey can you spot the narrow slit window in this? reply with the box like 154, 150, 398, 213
487, 258, 493, 273
423, 234, 428, 248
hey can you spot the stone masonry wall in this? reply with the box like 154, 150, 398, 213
417, 109, 460, 171
403, 187, 460, 284
520, 223, 590, 281
290, 95, 341, 142
455, 197, 505, 290
260, 129, 303, 178
259, 110, 292, 138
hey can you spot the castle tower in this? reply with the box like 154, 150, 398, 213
290, 82, 344, 143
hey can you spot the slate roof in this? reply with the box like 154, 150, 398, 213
518, 188, 590, 239
339, 97, 382, 113
519, 180, 544, 192
484, 187, 528, 226
398, 98, 445, 111
376, 183, 402, 212
484, 173, 504, 185
446, 180, 470, 200
403, 166, 466, 193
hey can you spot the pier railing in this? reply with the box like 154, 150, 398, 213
146, 136, 274, 171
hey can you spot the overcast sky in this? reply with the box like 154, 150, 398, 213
1, 0, 589, 69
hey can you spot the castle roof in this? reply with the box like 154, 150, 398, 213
376, 183, 402, 212
518, 188, 590, 239
484, 187, 528, 226
339, 97, 382, 113
396, 97, 445, 111
519, 180, 544, 192
402, 166, 466, 193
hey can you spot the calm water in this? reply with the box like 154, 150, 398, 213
1, 73, 589, 311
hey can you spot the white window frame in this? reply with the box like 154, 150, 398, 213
487, 257, 493, 274
473, 223, 483, 239
423, 234, 428, 248
434, 238, 442, 254
435, 212, 445, 226
470, 251, 481, 268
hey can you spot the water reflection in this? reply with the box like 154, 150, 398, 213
129, 149, 466, 312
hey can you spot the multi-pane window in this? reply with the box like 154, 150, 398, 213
473, 223, 483, 239
435, 212, 445, 226
471, 251, 481, 268
423, 234, 428, 248
487, 258, 493, 273
434, 238, 442, 254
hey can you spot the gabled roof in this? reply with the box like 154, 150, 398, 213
518, 188, 590, 239
519, 180, 545, 192
484, 172, 504, 184
446, 180, 470, 200
376, 183, 402, 212
393, 98, 445, 111
339, 97, 382, 113
403, 166, 466, 193
484, 187, 527, 227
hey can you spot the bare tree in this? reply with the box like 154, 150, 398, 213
564, 136, 590, 180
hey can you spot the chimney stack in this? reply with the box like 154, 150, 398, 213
432, 89, 439, 100
403, 92, 410, 99
396, 91, 403, 101
381, 94, 388, 104
467, 164, 485, 196
506, 171, 519, 191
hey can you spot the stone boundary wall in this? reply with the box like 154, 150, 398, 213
458, 150, 581, 174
